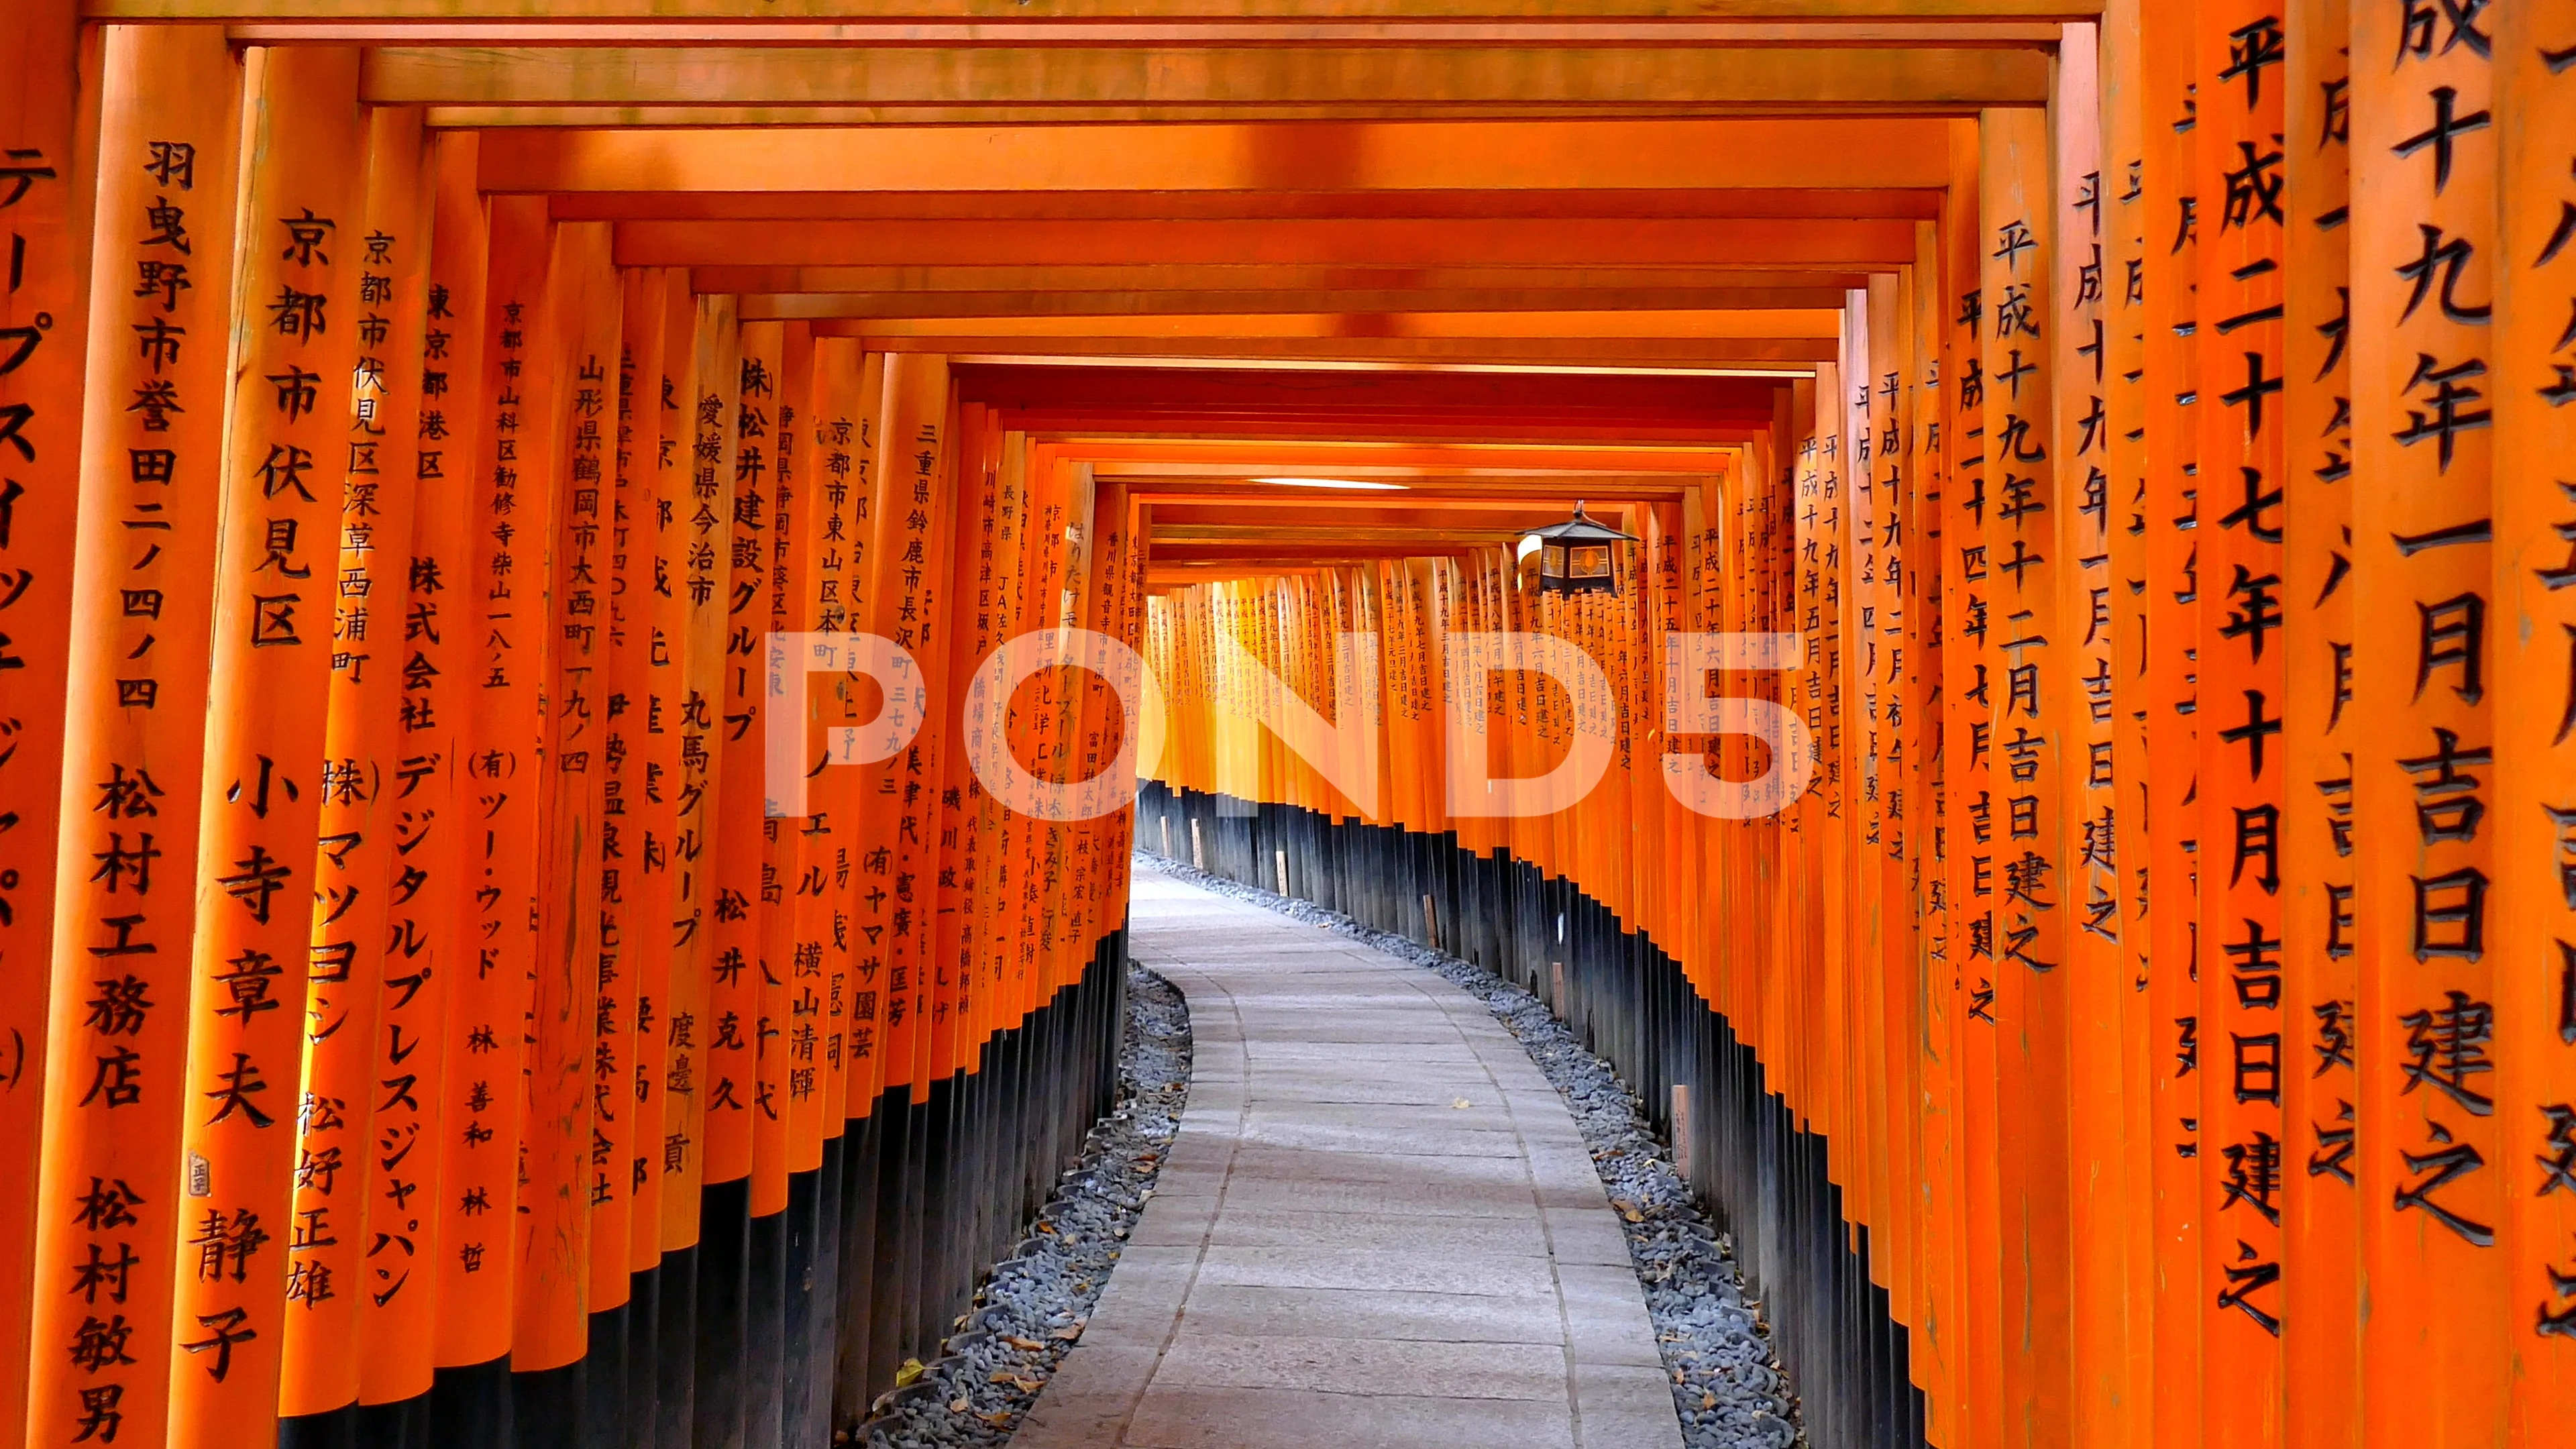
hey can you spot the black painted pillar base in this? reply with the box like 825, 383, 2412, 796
342, 922, 1135, 1449
694, 1174, 753, 1449
428, 1353, 512, 1449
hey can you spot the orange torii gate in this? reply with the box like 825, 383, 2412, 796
1, 3, 2573, 1448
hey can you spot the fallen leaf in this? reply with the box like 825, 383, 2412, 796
894, 1359, 926, 1387
1051, 1324, 1084, 1341
948, 1397, 970, 1414
1004, 1335, 1046, 1352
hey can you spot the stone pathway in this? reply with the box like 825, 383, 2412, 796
1016, 871, 1685, 1449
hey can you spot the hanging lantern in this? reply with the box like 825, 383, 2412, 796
1527, 501, 1638, 596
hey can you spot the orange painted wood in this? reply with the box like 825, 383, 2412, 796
769, 318, 825, 1172
841, 353, 918, 1103
1909, 189, 1962, 1449
871, 353, 959, 1104
1889, 254, 1935, 1408
23, 25, 240, 1449
1074, 478, 1144, 989
2349, 4, 2506, 1443
0, 5, 85, 1440
356, 40, 2052, 114
588, 260, 665, 1311
1979, 99, 2072, 1449
2494, 2, 2576, 1436
277, 101, 436, 1421
1936, 113, 2007, 1449
384, 129, 486, 1404
616, 217, 1925, 272
922, 400, 998, 1095
1836, 288, 1881, 1294
2097, 5, 2160, 1436
91, 1, 2114, 21
780, 333, 859, 1156
1802, 360, 1843, 1152
2054, 30, 2133, 1444
480, 117, 1955, 199
2191, 1, 2290, 1437
2279, 3, 2357, 1446
618, 265, 689, 1281
833, 347, 896, 1130
512, 218, 618, 1372
1033, 447, 1092, 1012
743, 318, 809, 1215
432, 192, 555, 1374
702, 317, 777, 1194
164, 48, 364, 1449
2136, 7, 2205, 1444
799, 339, 881, 1140
1871, 273, 1913, 1330
898, 383, 967, 1097
1046, 451, 1118, 989
659, 290, 733, 1256
994, 424, 1046, 1050
984, 431, 1063, 1046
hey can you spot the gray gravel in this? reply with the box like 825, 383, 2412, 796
850, 963, 1192, 1449
1135, 852, 1805, 1449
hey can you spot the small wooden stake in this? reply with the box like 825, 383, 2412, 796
1671, 1083, 1695, 1184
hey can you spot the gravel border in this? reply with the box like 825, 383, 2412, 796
850, 964, 1193, 1449
1134, 852, 1805, 1449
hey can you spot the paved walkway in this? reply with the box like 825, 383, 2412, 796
1017, 868, 1684, 1449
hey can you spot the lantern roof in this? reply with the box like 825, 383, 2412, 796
1528, 502, 1638, 547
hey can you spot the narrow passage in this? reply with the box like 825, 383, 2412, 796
1017, 871, 1684, 1449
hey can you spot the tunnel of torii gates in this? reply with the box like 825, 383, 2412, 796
1, 2, 2575, 1448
